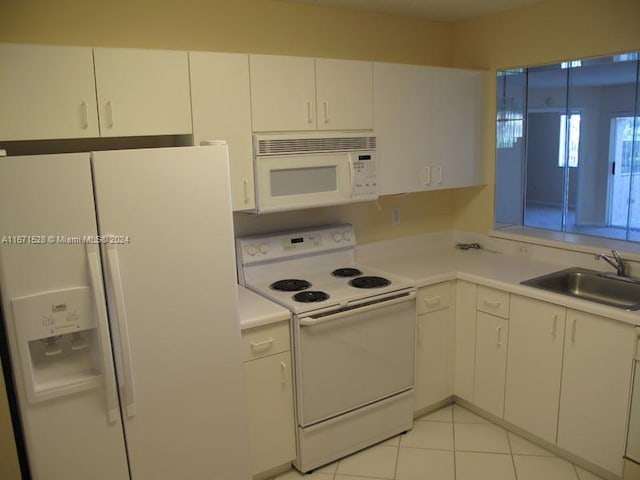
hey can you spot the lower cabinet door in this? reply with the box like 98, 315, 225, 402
557, 310, 636, 476
244, 351, 296, 476
414, 308, 449, 411
504, 296, 565, 443
473, 312, 508, 418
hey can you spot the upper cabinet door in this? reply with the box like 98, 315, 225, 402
374, 62, 432, 195
315, 59, 373, 131
249, 55, 316, 132
94, 48, 192, 137
0, 44, 99, 141
189, 52, 254, 211
430, 68, 483, 188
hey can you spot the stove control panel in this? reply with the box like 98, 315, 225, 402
236, 224, 356, 265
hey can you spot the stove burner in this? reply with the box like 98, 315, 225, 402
270, 279, 311, 292
331, 267, 363, 278
293, 291, 330, 303
349, 276, 391, 289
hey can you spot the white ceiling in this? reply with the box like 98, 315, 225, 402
283, 0, 544, 22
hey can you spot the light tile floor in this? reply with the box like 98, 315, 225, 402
272, 404, 607, 480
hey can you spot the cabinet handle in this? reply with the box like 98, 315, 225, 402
417, 323, 423, 344
483, 299, 501, 309
80, 101, 89, 130
106, 101, 114, 128
496, 326, 503, 348
250, 337, 274, 350
323, 101, 330, 123
243, 179, 250, 205
280, 361, 287, 385
570, 319, 577, 344
306, 101, 313, 124
424, 295, 441, 308
551, 314, 558, 339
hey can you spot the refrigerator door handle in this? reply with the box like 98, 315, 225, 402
86, 244, 120, 424
106, 242, 137, 418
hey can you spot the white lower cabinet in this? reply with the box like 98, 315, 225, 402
504, 296, 565, 444
414, 282, 452, 412
472, 286, 510, 418
557, 309, 636, 476
473, 311, 508, 418
454, 280, 477, 402
242, 322, 296, 477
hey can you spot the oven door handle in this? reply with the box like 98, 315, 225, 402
299, 291, 416, 327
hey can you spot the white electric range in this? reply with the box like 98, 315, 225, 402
236, 224, 416, 473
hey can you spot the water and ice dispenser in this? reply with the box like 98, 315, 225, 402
11, 287, 103, 403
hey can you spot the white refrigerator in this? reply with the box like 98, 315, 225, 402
0, 146, 252, 480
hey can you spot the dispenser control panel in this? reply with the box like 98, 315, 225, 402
12, 287, 95, 340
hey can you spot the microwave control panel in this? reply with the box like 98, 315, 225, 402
350, 153, 378, 200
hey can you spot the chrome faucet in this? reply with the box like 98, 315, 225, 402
595, 249, 627, 276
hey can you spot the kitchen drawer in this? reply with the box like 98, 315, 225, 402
417, 282, 450, 314
242, 320, 291, 362
476, 285, 510, 319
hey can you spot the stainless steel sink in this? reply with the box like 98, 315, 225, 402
521, 267, 640, 311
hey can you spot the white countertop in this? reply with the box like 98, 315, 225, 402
237, 285, 290, 330
357, 241, 640, 327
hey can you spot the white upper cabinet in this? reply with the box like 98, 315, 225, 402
315, 58, 373, 130
430, 67, 483, 189
374, 62, 432, 195
93, 48, 192, 137
0, 44, 99, 140
249, 55, 317, 132
249, 54, 373, 132
189, 52, 254, 211
375, 63, 484, 195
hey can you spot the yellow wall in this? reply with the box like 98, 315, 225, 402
450, 0, 640, 233
0, 0, 452, 65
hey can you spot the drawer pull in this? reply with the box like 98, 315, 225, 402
250, 337, 274, 351
483, 299, 501, 309
424, 295, 442, 307
496, 326, 503, 348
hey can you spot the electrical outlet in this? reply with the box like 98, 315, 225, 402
391, 207, 401, 226
515, 243, 532, 258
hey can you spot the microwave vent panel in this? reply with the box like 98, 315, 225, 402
256, 135, 376, 155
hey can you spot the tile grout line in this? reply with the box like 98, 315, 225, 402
452, 407, 458, 480
506, 430, 520, 480
392, 432, 401, 480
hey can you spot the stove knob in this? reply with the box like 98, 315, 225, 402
332, 232, 342, 242
343, 231, 352, 241
247, 245, 258, 256
259, 243, 269, 254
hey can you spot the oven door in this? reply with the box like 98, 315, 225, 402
293, 291, 416, 427
254, 152, 352, 213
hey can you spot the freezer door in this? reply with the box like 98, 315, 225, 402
0, 153, 128, 480
91, 146, 252, 480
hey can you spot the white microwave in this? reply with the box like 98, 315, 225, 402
252, 133, 378, 213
